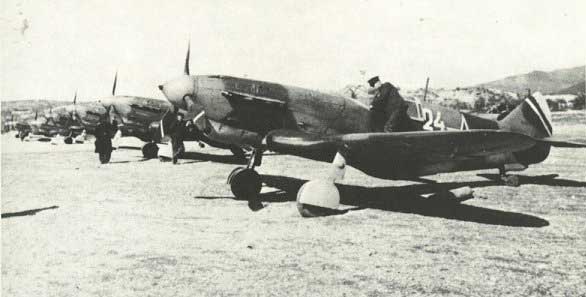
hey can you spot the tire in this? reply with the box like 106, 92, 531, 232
142, 143, 159, 159
229, 168, 261, 200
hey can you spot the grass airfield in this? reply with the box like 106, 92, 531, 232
2, 116, 586, 296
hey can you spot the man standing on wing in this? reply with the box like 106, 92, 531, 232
367, 76, 409, 132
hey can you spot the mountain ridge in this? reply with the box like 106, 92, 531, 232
475, 65, 585, 95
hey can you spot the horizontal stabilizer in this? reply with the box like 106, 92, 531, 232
538, 136, 586, 148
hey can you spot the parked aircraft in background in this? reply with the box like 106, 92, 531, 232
15, 71, 246, 162
97, 71, 245, 160
15, 92, 87, 143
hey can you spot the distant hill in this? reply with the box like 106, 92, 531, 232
401, 87, 519, 112
475, 65, 585, 95
553, 81, 585, 95
339, 84, 519, 113
1, 100, 72, 125
1, 100, 71, 113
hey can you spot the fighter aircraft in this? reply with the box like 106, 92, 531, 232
159, 45, 586, 217
101, 71, 246, 160
14, 93, 87, 143
35, 72, 246, 162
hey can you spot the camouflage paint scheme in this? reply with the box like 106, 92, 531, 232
160, 75, 553, 179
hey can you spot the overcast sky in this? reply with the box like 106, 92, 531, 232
1, 0, 585, 101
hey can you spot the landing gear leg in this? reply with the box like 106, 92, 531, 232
227, 149, 263, 210
499, 166, 520, 187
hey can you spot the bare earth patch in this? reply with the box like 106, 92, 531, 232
2, 122, 586, 296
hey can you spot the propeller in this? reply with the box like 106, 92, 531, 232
184, 40, 190, 75
423, 77, 430, 102
71, 90, 82, 123
112, 70, 118, 96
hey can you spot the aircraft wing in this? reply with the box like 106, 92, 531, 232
266, 129, 538, 163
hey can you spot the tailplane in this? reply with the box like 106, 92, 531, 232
538, 136, 586, 148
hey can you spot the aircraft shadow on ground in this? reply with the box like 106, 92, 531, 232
476, 173, 586, 187
259, 175, 552, 227
1, 205, 59, 219
117, 146, 142, 151
179, 152, 247, 165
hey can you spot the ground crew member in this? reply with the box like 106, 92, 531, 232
168, 113, 191, 164
367, 76, 408, 132
94, 116, 115, 164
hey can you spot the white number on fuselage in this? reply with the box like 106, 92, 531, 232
422, 108, 446, 131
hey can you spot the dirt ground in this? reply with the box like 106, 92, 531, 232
2, 118, 586, 296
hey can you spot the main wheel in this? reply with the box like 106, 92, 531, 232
142, 142, 159, 159
64, 137, 73, 144
99, 151, 111, 164
229, 168, 262, 200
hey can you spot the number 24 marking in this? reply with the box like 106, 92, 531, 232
422, 108, 446, 131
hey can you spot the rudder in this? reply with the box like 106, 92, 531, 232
499, 93, 552, 139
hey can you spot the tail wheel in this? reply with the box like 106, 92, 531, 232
503, 175, 520, 187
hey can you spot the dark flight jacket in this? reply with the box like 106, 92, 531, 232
94, 122, 115, 153
168, 120, 189, 143
370, 82, 407, 132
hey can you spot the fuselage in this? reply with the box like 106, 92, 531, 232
160, 75, 550, 179
98, 96, 173, 142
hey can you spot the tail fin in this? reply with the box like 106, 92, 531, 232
500, 95, 586, 148
499, 94, 552, 139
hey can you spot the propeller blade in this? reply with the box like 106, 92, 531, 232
73, 90, 77, 105
184, 41, 190, 75
112, 71, 118, 96
423, 77, 430, 102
